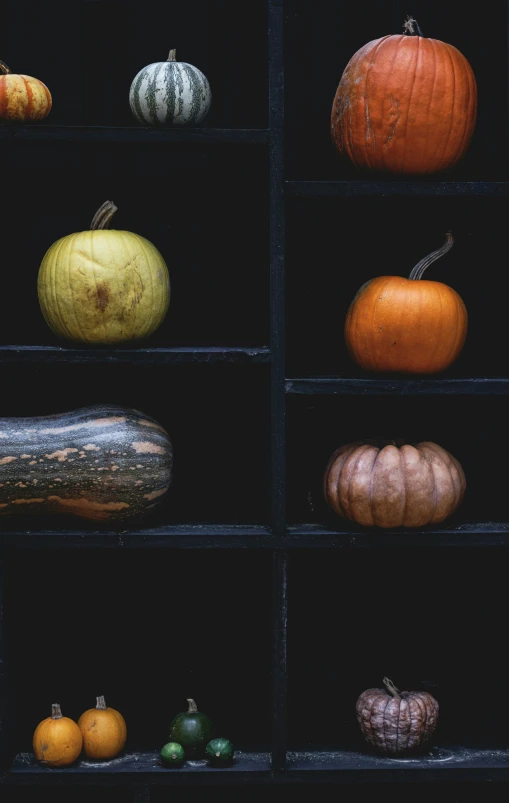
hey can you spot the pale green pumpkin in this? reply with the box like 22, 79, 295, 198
37, 201, 170, 344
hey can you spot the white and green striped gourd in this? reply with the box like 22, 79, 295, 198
129, 49, 211, 126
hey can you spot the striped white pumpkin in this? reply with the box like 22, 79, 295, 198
129, 50, 211, 126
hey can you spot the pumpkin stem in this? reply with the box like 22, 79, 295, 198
383, 678, 401, 700
403, 17, 424, 37
51, 703, 63, 720
90, 201, 118, 231
186, 698, 198, 713
168, 49, 177, 62
0, 61, 12, 75
408, 232, 454, 281
96, 696, 107, 710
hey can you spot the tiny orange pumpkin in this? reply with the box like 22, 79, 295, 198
33, 703, 83, 767
0, 60, 52, 121
78, 696, 127, 760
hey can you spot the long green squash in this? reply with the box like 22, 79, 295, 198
0, 404, 173, 520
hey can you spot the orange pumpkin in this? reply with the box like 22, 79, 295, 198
0, 60, 52, 121
33, 703, 83, 767
78, 696, 127, 760
344, 232, 467, 374
331, 18, 477, 174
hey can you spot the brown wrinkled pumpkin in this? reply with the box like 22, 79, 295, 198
357, 678, 439, 754
331, 17, 477, 174
344, 233, 468, 375
323, 439, 465, 528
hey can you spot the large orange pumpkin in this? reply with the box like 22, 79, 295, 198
331, 18, 477, 174
0, 60, 52, 121
78, 696, 127, 760
344, 232, 467, 374
33, 703, 83, 767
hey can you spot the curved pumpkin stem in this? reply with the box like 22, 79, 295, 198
0, 61, 12, 75
51, 703, 63, 720
96, 696, 107, 710
90, 201, 118, 231
383, 678, 401, 700
167, 49, 177, 62
408, 232, 454, 281
187, 698, 198, 713
403, 17, 424, 37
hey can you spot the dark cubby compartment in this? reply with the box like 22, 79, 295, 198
284, 0, 508, 181
287, 393, 505, 529
287, 548, 509, 755
3, 0, 267, 129
287, 196, 504, 379
2, 549, 272, 761
0, 363, 270, 531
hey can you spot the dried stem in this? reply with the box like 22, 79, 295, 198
168, 49, 177, 62
409, 232, 454, 280
51, 703, 63, 720
0, 61, 12, 75
187, 698, 198, 713
383, 678, 401, 700
90, 201, 118, 230
96, 696, 107, 710
403, 17, 424, 37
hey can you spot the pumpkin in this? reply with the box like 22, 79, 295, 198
0, 60, 52, 122
206, 738, 234, 766
0, 404, 173, 520
344, 232, 467, 374
160, 742, 185, 767
169, 699, 213, 759
323, 439, 465, 528
129, 49, 211, 126
78, 696, 127, 760
33, 703, 83, 767
357, 678, 439, 754
37, 201, 170, 345
331, 17, 477, 174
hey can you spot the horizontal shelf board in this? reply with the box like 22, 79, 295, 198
0, 125, 269, 145
0, 524, 274, 549
6, 751, 271, 784
286, 523, 509, 547
0, 346, 270, 364
286, 747, 509, 782
285, 377, 509, 395
286, 180, 509, 198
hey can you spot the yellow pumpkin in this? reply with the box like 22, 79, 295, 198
0, 60, 52, 121
78, 696, 127, 760
37, 201, 171, 344
33, 703, 83, 767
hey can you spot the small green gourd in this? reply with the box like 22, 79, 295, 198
206, 738, 234, 766
160, 742, 185, 767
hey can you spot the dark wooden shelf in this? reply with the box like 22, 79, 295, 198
285, 523, 509, 547
0, 125, 270, 145
0, 524, 274, 549
285, 377, 509, 395
0, 346, 270, 364
5, 751, 271, 785
286, 180, 509, 198
286, 747, 509, 783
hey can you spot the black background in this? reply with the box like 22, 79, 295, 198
2, 1, 509, 801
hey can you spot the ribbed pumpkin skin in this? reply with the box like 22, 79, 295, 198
78, 706, 127, 760
323, 441, 465, 528
357, 687, 439, 754
33, 714, 82, 767
129, 61, 211, 125
0, 73, 52, 121
345, 276, 468, 374
0, 404, 173, 520
38, 230, 170, 344
331, 35, 477, 173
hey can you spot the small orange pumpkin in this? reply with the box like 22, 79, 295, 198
33, 703, 83, 767
78, 696, 127, 760
331, 17, 477, 174
0, 60, 52, 121
344, 232, 467, 374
